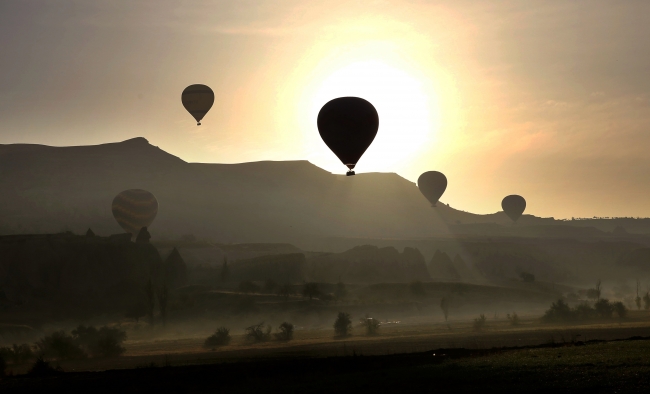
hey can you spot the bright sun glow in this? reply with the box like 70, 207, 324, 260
308, 61, 438, 173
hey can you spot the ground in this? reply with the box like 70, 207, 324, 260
2, 313, 650, 392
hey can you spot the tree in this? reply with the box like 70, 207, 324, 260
302, 282, 320, 301
594, 299, 613, 318
507, 312, 520, 325
72, 325, 127, 358
635, 280, 642, 310
274, 322, 294, 341
644, 291, 650, 310
409, 281, 426, 297
473, 314, 487, 331
360, 316, 380, 335
136, 226, 151, 243
158, 285, 169, 326
35, 331, 86, 360
588, 279, 602, 301
220, 257, 230, 282
145, 279, 155, 328
85, 228, 95, 237
245, 323, 271, 342
334, 282, 348, 300
204, 327, 231, 348
613, 301, 627, 319
542, 299, 573, 322
277, 284, 294, 300
440, 297, 449, 322
0, 353, 5, 377
334, 312, 352, 337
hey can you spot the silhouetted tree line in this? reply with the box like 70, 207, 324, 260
0, 325, 127, 366
543, 299, 627, 322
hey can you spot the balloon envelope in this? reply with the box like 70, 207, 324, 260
418, 171, 447, 207
182, 84, 214, 125
112, 189, 158, 236
317, 97, 379, 175
501, 195, 526, 223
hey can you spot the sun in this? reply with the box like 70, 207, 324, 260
308, 61, 437, 173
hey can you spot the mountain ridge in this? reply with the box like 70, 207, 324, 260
1, 137, 643, 247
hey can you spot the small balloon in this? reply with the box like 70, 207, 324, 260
182, 84, 214, 126
112, 189, 158, 237
501, 195, 526, 223
317, 97, 379, 176
418, 171, 447, 207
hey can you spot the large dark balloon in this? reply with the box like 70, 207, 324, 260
418, 171, 447, 207
501, 195, 526, 223
112, 189, 158, 237
317, 97, 379, 176
182, 84, 214, 125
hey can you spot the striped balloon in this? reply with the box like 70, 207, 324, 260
181, 84, 214, 125
111, 189, 158, 237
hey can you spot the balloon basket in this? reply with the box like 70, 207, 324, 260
346, 171, 355, 176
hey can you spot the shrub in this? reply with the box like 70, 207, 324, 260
594, 299, 614, 318
542, 299, 573, 322
36, 331, 86, 360
72, 325, 127, 358
238, 281, 261, 294
274, 322, 294, 341
204, 327, 231, 348
613, 301, 627, 319
507, 312, 520, 326
473, 314, 487, 331
360, 316, 381, 335
0, 344, 35, 364
245, 323, 271, 343
334, 312, 353, 337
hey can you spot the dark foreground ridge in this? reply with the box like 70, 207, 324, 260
3, 336, 650, 393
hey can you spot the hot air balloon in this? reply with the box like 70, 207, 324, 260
418, 171, 447, 207
112, 189, 158, 237
317, 97, 379, 176
501, 195, 526, 223
181, 84, 214, 125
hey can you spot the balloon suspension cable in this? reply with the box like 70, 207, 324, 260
346, 170, 355, 176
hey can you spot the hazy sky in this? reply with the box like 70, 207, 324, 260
2, 1, 650, 219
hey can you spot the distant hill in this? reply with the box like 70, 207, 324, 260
2, 137, 650, 247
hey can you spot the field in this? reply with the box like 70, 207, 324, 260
3, 310, 650, 392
